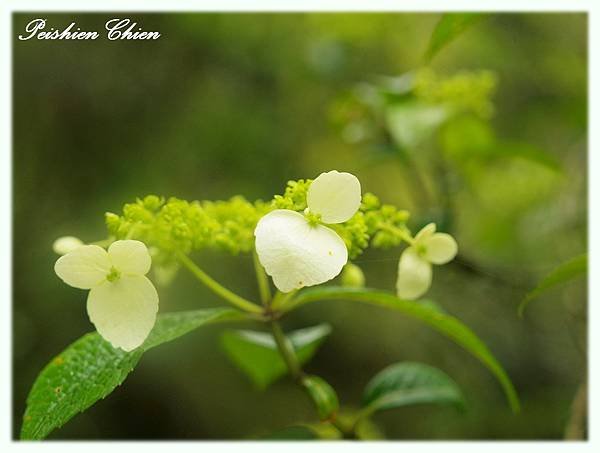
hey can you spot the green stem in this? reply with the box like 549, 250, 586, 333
332, 418, 359, 440
271, 321, 351, 432
125, 224, 141, 240
177, 252, 263, 314
271, 289, 298, 311
352, 405, 376, 430
379, 223, 415, 245
270, 321, 303, 380
252, 249, 272, 306
270, 318, 358, 436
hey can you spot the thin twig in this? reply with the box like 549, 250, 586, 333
177, 252, 263, 314
252, 249, 272, 307
270, 321, 303, 381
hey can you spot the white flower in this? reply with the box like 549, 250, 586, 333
255, 170, 361, 293
52, 236, 84, 255
396, 223, 458, 300
54, 240, 159, 351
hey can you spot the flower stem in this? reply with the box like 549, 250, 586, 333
177, 252, 263, 314
380, 223, 415, 245
270, 321, 302, 381
252, 249, 272, 306
270, 320, 360, 437
271, 289, 298, 311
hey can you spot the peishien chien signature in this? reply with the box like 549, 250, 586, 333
18, 18, 161, 41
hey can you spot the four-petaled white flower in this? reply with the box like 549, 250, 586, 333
255, 170, 361, 293
54, 240, 159, 351
396, 223, 458, 300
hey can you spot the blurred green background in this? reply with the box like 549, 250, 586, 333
12, 13, 587, 440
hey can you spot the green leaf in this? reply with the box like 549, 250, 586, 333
386, 101, 448, 150
518, 254, 587, 317
221, 324, 332, 389
362, 362, 464, 416
424, 13, 484, 62
288, 287, 520, 413
21, 308, 243, 440
301, 375, 339, 421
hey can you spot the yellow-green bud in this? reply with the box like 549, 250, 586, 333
104, 212, 121, 235
142, 195, 164, 211
341, 263, 365, 288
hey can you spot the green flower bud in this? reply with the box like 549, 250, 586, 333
123, 203, 153, 223
142, 195, 164, 211
272, 179, 312, 211
105, 212, 121, 235
341, 263, 366, 288
104, 177, 413, 262
361, 192, 381, 210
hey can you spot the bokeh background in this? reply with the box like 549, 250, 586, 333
12, 13, 587, 440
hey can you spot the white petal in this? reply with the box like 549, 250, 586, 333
52, 236, 84, 255
54, 245, 111, 289
255, 209, 348, 293
396, 247, 432, 300
108, 240, 151, 275
87, 274, 159, 351
424, 233, 458, 265
414, 223, 436, 244
306, 170, 361, 224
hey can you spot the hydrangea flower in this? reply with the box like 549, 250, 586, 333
396, 223, 458, 300
54, 240, 159, 351
255, 170, 361, 293
52, 236, 84, 255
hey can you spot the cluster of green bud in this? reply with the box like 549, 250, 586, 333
362, 193, 411, 248
270, 180, 410, 258
106, 195, 269, 257
104, 181, 411, 261
329, 68, 498, 148
413, 68, 497, 118
272, 179, 311, 211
